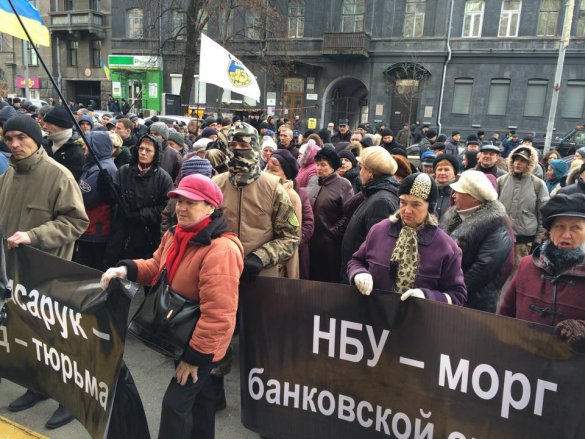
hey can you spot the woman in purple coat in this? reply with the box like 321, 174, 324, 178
347, 173, 468, 305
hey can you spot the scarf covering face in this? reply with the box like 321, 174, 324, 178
157, 216, 212, 285
228, 148, 261, 187
390, 225, 420, 293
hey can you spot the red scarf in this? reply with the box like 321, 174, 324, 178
156, 216, 212, 285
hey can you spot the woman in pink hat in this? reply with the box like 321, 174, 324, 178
101, 174, 244, 438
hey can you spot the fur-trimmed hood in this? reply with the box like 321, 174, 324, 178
441, 200, 511, 250
506, 144, 538, 176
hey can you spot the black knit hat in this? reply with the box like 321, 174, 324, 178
431, 142, 446, 151
380, 128, 394, 137
541, 193, 585, 230
338, 150, 358, 170
270, 149, 299, 180
44, 105, 73, 129
426, 129, 437, 139
3, 114, 43, 146
433, 153, 460, 173
315, 147, 342, 170
466, 134, 480, 146
399, 172, 439, 213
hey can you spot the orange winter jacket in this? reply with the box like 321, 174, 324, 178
125, 215, 244, 365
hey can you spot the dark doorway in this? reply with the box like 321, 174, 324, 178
322, 77, 368, 129
383, 63, 430, 135
73, 80, 101, 108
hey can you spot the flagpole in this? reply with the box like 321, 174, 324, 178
6, 0, 104, 172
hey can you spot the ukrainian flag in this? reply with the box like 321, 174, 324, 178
0, 0, 51, 47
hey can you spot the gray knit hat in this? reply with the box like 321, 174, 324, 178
167, 128, 185, 147
180, 156, 213, 179
149, 121, 169, 141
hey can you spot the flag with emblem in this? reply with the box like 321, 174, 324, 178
199, 34, 261, 102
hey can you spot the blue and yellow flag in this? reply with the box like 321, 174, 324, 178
0, 0, 51, 47
100, 58, 111, 80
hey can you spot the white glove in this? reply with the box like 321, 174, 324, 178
100, 266, 128, 290
400, 288, 425, 301
354, 273, 373, 296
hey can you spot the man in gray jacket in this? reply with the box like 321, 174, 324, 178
497, 145, 549, 265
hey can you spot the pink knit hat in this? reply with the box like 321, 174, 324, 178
168, 174, 223, 208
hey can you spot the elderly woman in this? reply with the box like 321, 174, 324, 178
546, 159, 569, 196
266, 149, 314, 279
338, 150, 361, 193
101, 174, 244, 438
433, 154, 460, 220
347, 173, 467, 304
308, 147, 353, 282
340, 146, 399, 283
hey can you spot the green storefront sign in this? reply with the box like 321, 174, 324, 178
109, 55, 163, 113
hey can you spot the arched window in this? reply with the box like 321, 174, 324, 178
341, 0, 365, 32
126, 8, 143, 39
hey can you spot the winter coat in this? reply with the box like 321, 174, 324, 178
308, 172, 353, 282
0, 147, 89, 260
498, 145, 550, 239
340, 177, 399, 283
298, 187, 314, 279
0, 153, 8, 175
441, 201, 514, 312
396, 128, 411, 147
435, 183, 454, 220
341, 166, 362, 194
78, 131, 117, 242
347, 218, 467, 305
331, 130, 352, 144
502, 138, 521, 158
104, 138, 174, 265
499, 243, 585, 327
558, 178, 585, 196
124, 214, 244, 365
160, 141, 183, 182
296, 142, 320, 188
444, 137, 459, 156
475, 163, 507, 178
44, 133, 85, 181
381, 139, 404, 154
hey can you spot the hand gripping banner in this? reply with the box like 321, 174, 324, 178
240, 278, 585, 439
0, 244, 135, 439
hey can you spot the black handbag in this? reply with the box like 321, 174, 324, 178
128, 267, 200, 359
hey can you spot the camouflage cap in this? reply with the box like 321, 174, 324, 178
228, 121, 259, 153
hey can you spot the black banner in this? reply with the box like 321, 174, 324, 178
0, 245, 135, 439
240, 278, 585, 439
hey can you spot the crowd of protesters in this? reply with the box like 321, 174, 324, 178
1, 96, 585, 438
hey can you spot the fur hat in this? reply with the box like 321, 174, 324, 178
450, 170, 498, 203
433, 154, 460, 174
358, 146, 397, 176
541, 193, 585, 230
399, 172, 439, 212
315, 147, 342, 170
392, 154, 413, 179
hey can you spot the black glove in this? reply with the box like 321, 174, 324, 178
555, 319, 585, 352
241, 254, 263, 282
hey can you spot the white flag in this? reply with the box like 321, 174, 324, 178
199, 34, 261, 102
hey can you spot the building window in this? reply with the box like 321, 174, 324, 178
245, 13, 262, 39
577, 1, 585, 37
341, 0, 365, 32
90, 0, 100, 12
499, 0, 521, 37
452, 78, 473, 114
462, 1, 484, 37
91, 40, 101, 67
403, 0, 425, 37
25, 41, 38, 66
562, 80, 585, 118
29, 0, 38, 8
537, 0, 559, 36
288, 0, 304, 38
487, 79, 510, 116
67, 40, 78, 67
126, 8, 143, 39
64, 0, 74, 10
524, 79, 548, 117
172, 9, 186, 40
